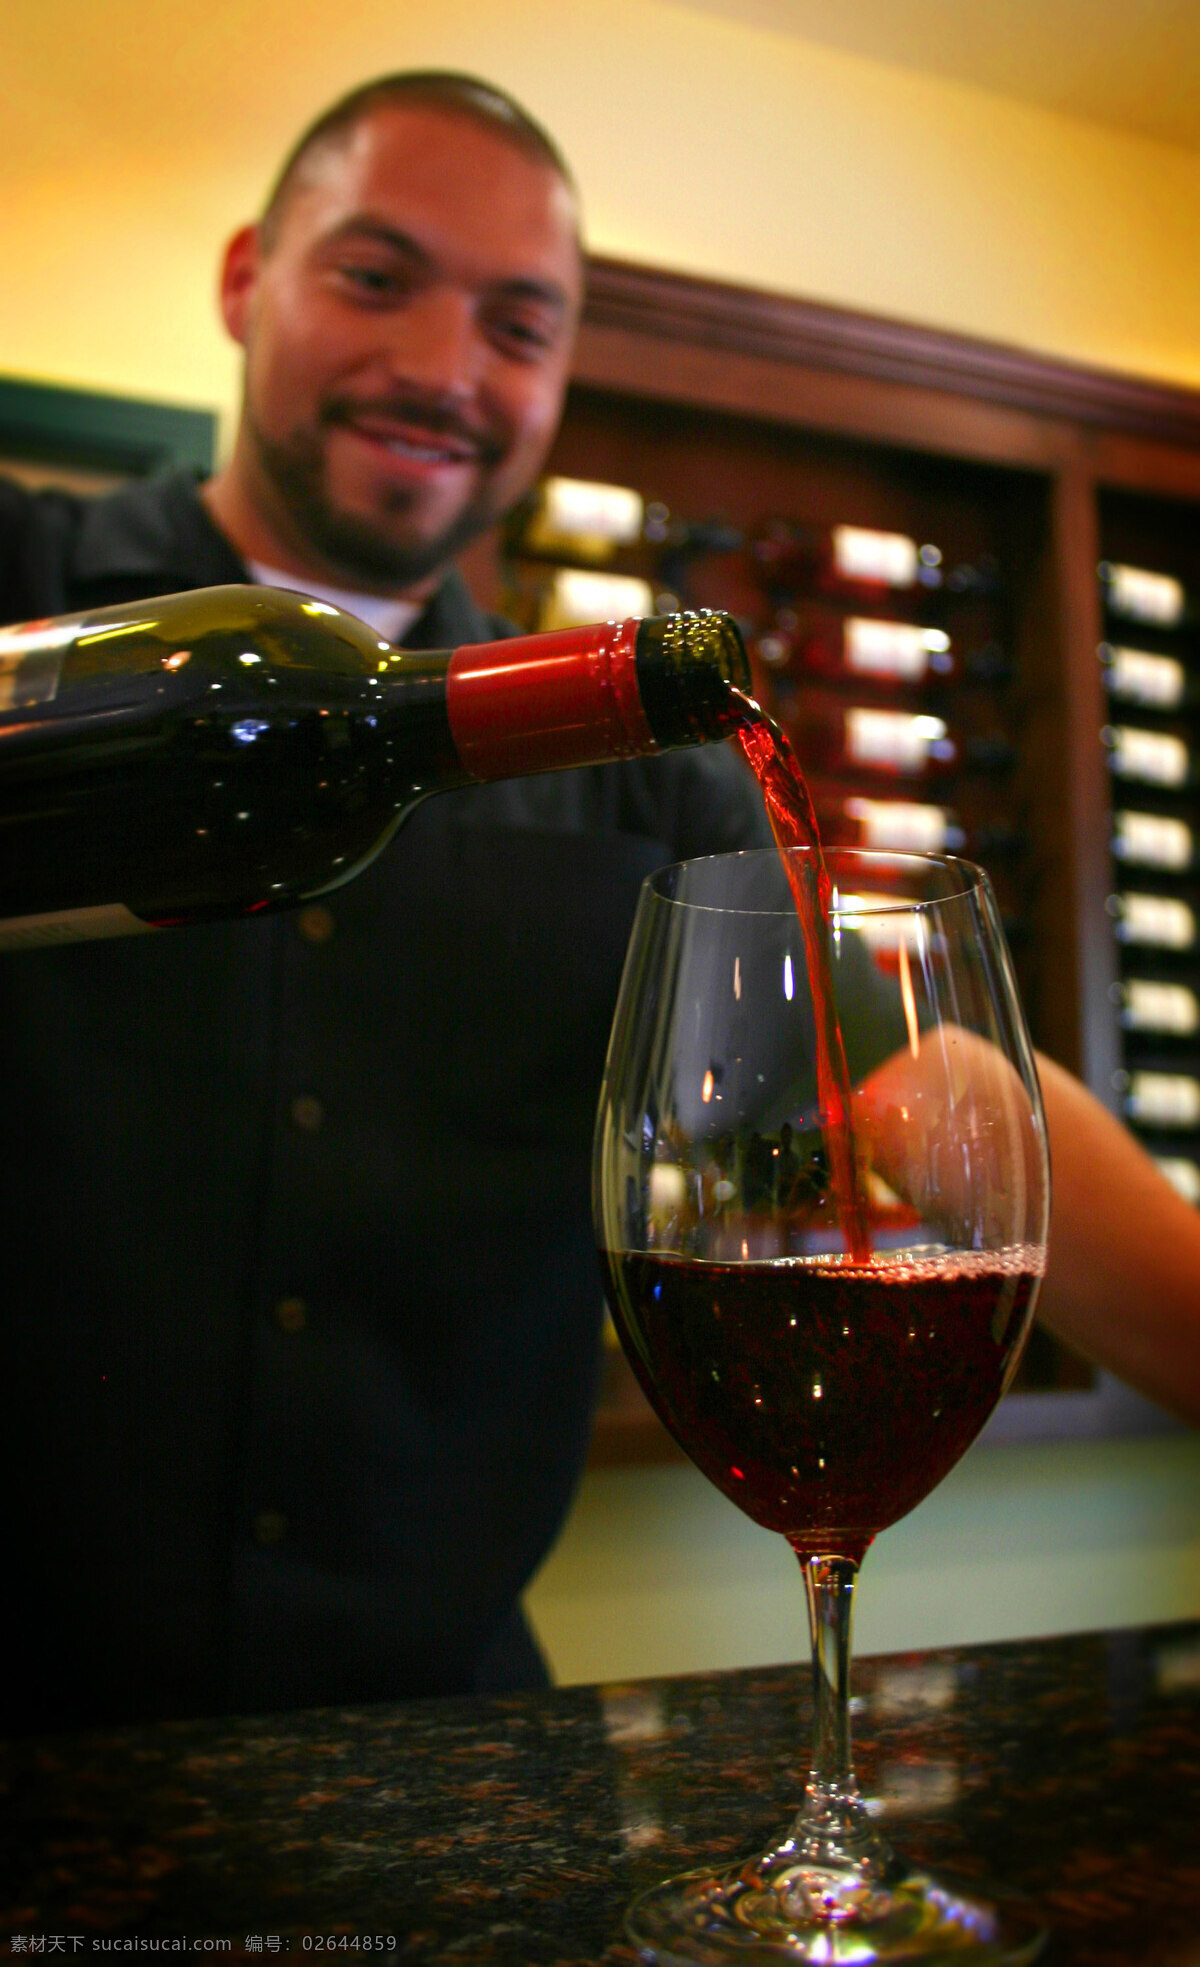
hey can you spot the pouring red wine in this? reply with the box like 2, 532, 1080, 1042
594, 684, 1049, 1963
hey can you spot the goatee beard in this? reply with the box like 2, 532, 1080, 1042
250, 421, 495, 594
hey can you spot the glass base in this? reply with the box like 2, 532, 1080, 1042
625, 1853, 1045, 1966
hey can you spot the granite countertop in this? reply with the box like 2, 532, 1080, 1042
3, 1622, 1199, 1963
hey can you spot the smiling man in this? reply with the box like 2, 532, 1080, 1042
203, 80, 584, 595
0, 73, 771, 1732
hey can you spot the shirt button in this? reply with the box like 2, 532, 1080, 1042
274, 1296, 308, 1334
253, 1510, 288, 1547
298, 904, 335, 945
289, 1094, 325, 1133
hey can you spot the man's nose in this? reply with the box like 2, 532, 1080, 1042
379, 287, 483, 402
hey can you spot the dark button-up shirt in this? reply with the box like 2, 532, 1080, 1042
0, 469, 770, 1730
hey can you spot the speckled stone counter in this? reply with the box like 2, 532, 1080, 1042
3, 1624, 1198, 1963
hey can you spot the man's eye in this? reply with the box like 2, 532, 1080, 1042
337, 264, 407, 297
491, 315, 557, 358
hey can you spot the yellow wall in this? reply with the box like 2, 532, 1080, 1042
3, 0, 1199, 446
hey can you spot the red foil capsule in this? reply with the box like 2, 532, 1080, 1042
445, 618, 656, 779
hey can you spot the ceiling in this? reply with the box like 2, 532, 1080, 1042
674, 0, 1200, 151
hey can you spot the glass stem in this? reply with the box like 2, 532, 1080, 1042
790, 1554, 882, 1868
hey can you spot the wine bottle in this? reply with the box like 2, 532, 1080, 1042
781, 698, 1013, 782
1111, 978, 1200, 1037
0, 585, 751, 948
1120, 1069, 1200, 1130
501, 474, 739, 617
1100, 643, 1190, 711
750, 519, 942, 600
821, 795, 965, 854
532, 566, 656, 632
819, 794, 1023, 858
514, 475, 648, 563
1107, 891, 1197, 951
1112, 810, 1195, 872
754, 613, 1010, 689
1099, 561, 1188, 629
1103, 724, 1191, 789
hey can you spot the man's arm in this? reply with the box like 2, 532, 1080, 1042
1033, 1051, 1200, 1425
854, 1023, 1200, 1425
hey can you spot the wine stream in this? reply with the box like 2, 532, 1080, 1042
733, 697, 873, 1266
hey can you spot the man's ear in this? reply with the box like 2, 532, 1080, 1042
218, 224, 262, 347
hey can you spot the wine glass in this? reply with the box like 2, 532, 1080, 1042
593, 846, 1050, 1965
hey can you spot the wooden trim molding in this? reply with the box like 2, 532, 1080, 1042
583, 257, 1200, 449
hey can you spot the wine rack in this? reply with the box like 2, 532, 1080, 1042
459, 255, 1200, 1456
499, 402, 1043, 1061
1097, 493, 1200, 1211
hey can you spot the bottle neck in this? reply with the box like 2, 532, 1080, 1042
445, 619, 651, 779
444, 612, 749, 781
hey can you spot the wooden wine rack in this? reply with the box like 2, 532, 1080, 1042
460, 255, 1200, 1460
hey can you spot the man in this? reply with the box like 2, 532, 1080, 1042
0, 73, 770, 1733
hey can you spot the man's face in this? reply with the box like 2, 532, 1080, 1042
221, 103, 583, 594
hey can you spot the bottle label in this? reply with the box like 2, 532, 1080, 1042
1106, 726, 1189, 786
1114, 892, 1196, 949
537, 568, 655, 632
1103, 564, 1185, 626
523, 477, 644, 560
844, 619, 949, 681
1121, 980, 1200, 1035
1103, 645, 1186, 708
0, 618, 78, 708
843, 796, 952, 852
1113, 811, 1193, 868
845, 708, 946, 774
833, 528, 919, 588
0, 903, 158, 951
1127, 1071, 1200, 1129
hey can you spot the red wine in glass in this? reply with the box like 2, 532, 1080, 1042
593, 718, 1050, 1961
602, 1247, 1041, 1565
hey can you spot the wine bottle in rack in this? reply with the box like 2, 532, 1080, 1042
505, 477, 660, 627
749, 519, 1005, 604
529, 566, 657, 632
749, 518, 944, 600
513, 475, 650, 564
509, 476, 741, 611
1112, 810, 1196, 872
754, 613, 1011, 690
1099, 561, 1189, 630
782, 698, 1014, 781
1111, 978, 1200, 1038
0, 585, 751, 948
1107, 891, 1197, 952
816, 793, 1024, 860
819, 795, 965, 853
1119, 1069, 1200, 1131
1100, 643, 1191, 711
1103, 724, 1192, 789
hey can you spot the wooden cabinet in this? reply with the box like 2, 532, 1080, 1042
470, 256, 1200, 1458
